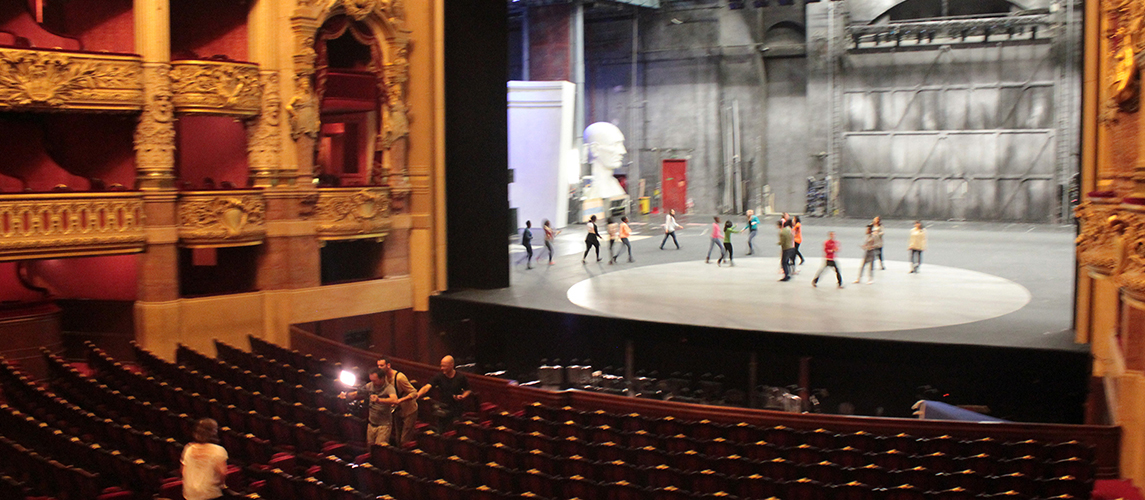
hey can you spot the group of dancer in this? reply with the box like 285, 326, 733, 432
813, 217, 929, 287
519, 212, 928, 280
581, 215, 634, 264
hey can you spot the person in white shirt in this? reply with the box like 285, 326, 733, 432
660, 209, 681, 250
909, 220, 928, 273
181, 418, 228, 500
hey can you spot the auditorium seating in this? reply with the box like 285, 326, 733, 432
1, 331, 1111, 500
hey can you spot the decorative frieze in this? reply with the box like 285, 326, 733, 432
170, 60, 262, 116
314, 187, 390, 241
247, 71, 283, 187
1076, 194, 1124, 276
0, 192, 145, 261
0, 47, 143, 112
178, 191, 267, 248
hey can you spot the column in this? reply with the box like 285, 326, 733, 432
247, 0, 282, 188
133, 0, 180, 358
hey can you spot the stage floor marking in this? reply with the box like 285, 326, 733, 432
566, 257, 1031, 335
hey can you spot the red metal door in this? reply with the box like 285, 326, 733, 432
662, 159, 688, 213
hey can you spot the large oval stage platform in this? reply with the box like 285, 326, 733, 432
431, 218, 1088, 424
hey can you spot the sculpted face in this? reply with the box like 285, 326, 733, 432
585, 122, 627, 170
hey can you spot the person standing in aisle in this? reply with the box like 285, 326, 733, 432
872, 216, 886, 270
909, 220, 927, 273
812, 231, 844, 288
855, 224, 878, 284
616, 216, 634, 263
661, 209, 681, 250
792, 216, 805, 270
521, 220, 534, 270
718, 220, 740, 267
745, 210, 760, 255
606, 217, 620, 264
706, 217, 725, 264
542, 220, 560, 265
582, 215, 601, 263
778, 220, 794, 281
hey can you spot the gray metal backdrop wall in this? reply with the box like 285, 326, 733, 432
531, 0, 1080, 221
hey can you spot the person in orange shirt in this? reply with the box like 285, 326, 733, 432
792, 215, 805, 270
615, 216, 634, 263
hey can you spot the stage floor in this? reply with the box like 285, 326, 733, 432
446, 216, 1083, 353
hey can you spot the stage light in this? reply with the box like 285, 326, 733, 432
339, 370, 357, 387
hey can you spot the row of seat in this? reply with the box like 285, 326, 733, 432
135, 341, 347, 417
0, 403, 156, 498
176, 343, 344, 410
44, 350, 290, 470
216, 339, 338, 393
0, 434, 129, 500
521, 404, 1095, 463
0, 357, 184, 472
249, 334, 345, 381
447, 418, 1092, 483
84, 344, 345, 458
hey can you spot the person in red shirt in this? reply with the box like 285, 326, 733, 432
812, 231, 844, 288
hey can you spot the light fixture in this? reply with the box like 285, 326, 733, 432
339, 370, 357, 387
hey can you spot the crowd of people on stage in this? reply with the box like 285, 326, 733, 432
514, 211, 928, 284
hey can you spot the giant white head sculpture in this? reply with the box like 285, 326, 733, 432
583, 122, 627, 199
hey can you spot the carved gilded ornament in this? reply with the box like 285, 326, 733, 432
1115, 216, 1145, 298
1076, 198, 1125, 275
1104, 0, 1145, 116
293, 0, 412, 180
170, 61, 262, 116
178, 192, 267, 247
0, 48, 143, 112
248, 71, 283, 186
288, 76, 320, 140
314, 187, 391, 240
0, 193, 145, 261
135, 64, 177, 189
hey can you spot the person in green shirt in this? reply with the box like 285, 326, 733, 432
719, 220, 741, 267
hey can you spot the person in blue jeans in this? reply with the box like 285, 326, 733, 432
745, 210, 759, 255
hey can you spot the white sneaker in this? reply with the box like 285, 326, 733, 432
867, 280, 874, 284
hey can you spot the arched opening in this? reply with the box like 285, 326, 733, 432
314, 15, 382, 188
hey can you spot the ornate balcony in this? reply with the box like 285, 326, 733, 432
178, 190, 266, 248
169, 60, 262, 116
0, 192, 145, 261
0, 47, 144, 112
314, 187, 391, 241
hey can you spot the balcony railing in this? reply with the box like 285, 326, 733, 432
0, 47, 144, 112
170, 60, 262, 116
0, 192, 145, 261
178, 190, 266, 248
314, 187, 391, 241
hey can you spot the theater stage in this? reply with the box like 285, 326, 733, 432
431, 217, 1088, 422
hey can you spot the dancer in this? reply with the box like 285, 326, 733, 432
792, 216, 805, 268
582, 215, 601, 263
872, 216, 885, 270
542, 220, 560, 265
745, 210, 760, 255
909, 220, 927, 273
606, 217, 620, 264
706, 216, 725, 264
812, 231, 844, 288
616, 216, 634, 263
778, 220, 794, 281
521, 220, 534, 270
661, 209, 681, 249
718, 220, 740, 267
855, 224, 877, 284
